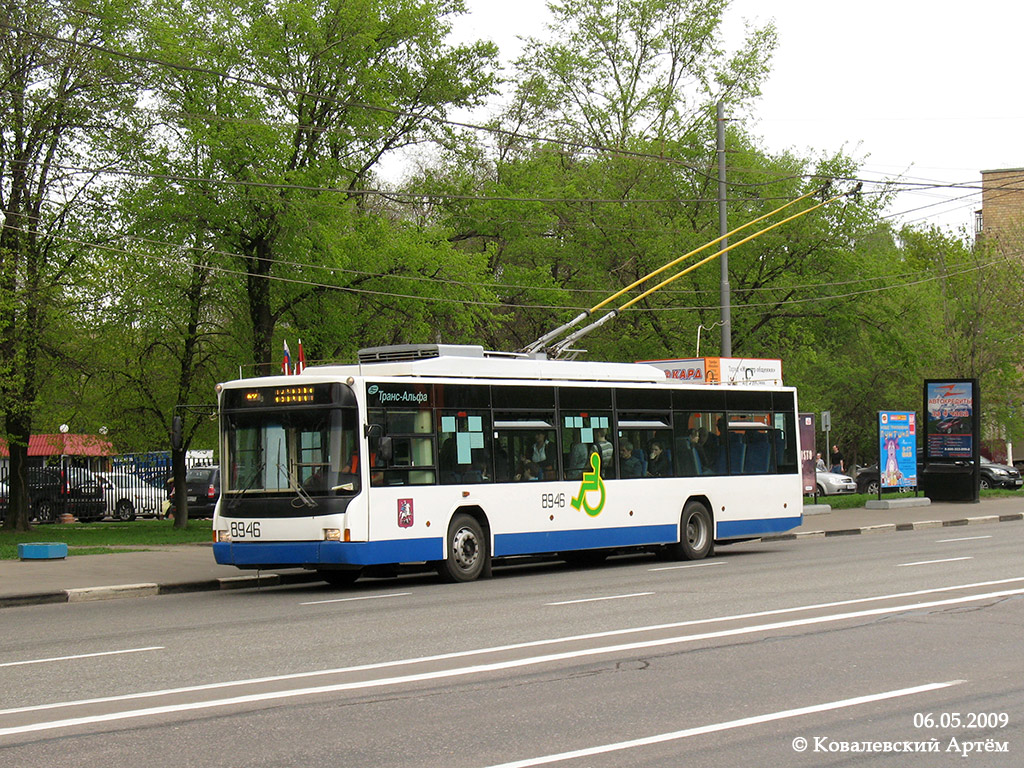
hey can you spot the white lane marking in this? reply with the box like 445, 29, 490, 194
0, 647, 164, 669
300, 592, 411, 606
4, 576, 1023, 719
0, 589, 1018, 736
649, 561, 725, 572
484, 681, 964, 768
897, 557, 973, 567
546, 592, 654, 606
936, 535, 992, 543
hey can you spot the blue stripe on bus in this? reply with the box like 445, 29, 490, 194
716, 515, 802, 538
493, 524, 678, 556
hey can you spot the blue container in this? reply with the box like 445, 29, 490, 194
18, 542, 69, 560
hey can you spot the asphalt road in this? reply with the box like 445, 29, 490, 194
2, 523, 1022, 767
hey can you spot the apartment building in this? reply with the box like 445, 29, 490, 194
975, 167, 1024, 252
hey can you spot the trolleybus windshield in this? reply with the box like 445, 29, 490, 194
221, 384, 361, 499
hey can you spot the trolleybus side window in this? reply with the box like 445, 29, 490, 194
772, 392, 798, 474
726, 413, 774, 475
491, 386, 558, 482
367, 408, 435, 486
493, 415, 558, 482
366, 382, 435, 487
438, 411, 492, 484
558, 386, 613, 479
560, 412, 613, 479
616, 410, 673, 478
673, 410, 725, 476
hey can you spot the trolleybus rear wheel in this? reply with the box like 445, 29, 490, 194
664, 500, 713, 561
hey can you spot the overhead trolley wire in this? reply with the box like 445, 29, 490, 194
520, 188, 821, 353
539, 184, 859, 358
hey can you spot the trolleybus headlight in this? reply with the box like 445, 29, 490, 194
216, 530, 231, 542
323, 528, 342, 542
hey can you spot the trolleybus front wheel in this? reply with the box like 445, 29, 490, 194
437, 513, 488, 582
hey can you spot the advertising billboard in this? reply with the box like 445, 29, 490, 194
799, 412, 816, 494
639, 357, 783, 386
924, 380, 976, 460
878, 411, 917, 489
639, 358, 706, 381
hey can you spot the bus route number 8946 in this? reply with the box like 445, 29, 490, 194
541, 493, 566, 509
230, 521, 261, 539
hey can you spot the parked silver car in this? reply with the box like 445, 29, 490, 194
815, 470, 856, 496
95, 472, 165, 521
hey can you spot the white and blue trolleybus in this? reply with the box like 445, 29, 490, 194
212, 344, 802, 584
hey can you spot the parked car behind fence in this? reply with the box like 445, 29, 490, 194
26, 466, 106, 523
95, 471, 165, 521
168, 465, 220, 519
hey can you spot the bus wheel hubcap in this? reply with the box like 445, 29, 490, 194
452, 527, 479, 569
687, 516, 705, 549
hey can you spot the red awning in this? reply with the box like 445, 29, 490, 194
0, 433, 115, 458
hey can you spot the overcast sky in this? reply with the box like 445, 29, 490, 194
449, 0, 1022, 233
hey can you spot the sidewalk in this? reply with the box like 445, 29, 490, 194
1, 496, 1021, 608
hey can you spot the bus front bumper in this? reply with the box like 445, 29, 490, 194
213, 538, 443, 569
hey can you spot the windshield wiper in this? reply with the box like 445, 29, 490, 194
226, 460, 265, 510
278, 462, 318, 509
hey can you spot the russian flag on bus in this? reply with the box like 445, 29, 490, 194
282, 341, 292, 375
297, 339, 307, 374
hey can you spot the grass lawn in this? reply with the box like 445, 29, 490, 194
0, 518, 213, 560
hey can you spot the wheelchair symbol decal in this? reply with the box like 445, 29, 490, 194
571, 452, 606, 517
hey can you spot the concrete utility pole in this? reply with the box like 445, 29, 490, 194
716, 101, 732, 357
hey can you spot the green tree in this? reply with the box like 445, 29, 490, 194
1, 0, 141, 530
144, 0, 500, 371
419, 0, 890, 366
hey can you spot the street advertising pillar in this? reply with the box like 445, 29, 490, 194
920, 379, 980, 502
799, 413, 816, 498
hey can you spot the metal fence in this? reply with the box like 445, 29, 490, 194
1, 450, 217, 522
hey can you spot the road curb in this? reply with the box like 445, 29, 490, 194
761, 512, 1023, 542
0, 570, 323, 609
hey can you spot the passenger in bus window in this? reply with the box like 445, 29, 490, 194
619, 441, 642, 478
645, 441, 671, 477
493, 442, 511, 482
566, 442, 588, 479
693, 426, 714, 470
591, 428, 613, 468
516, 461, 541, 481
526, 432, 555, 478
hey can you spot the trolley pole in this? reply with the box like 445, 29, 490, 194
717, 101, 732, 357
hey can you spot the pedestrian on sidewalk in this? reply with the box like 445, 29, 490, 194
830, 444, 845, 473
